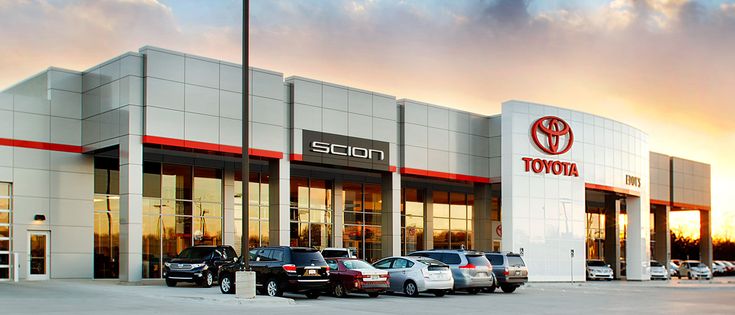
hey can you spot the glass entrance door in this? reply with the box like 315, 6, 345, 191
28, 231, 49, 280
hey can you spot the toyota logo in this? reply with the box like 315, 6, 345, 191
531, 116, 573, 155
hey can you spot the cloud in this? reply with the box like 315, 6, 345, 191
0, 0, 241, 89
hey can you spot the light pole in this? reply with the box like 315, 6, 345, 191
241, 0, 250, 269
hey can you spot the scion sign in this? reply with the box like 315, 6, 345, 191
301, 130, 390, 171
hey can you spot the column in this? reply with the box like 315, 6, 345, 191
333, 179, 344, 248
119, 135, 143, 282
625, 196, 651, 281
699, 210, 713, 267
223, 163, 235, 247
604, 194, 621, 279
381, 172, 401, 257
268, 159, 290, 246
425, 188, 434, 250
653, 205, 670, 264
473, 184, 492, 251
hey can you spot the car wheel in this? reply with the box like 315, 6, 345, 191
368, 292, 380, 298
334, 283, 348, 298
483, 286, 496, 293
467, 288, 480, 295
305, 291, 320, 299
404, 281, 419, 297
500, 285, 517, 293
199, 271, 213, 288
265, 279, 283, 297
433, 290, 446, 297
165, 279, 177, 287
220, 274, 235, 294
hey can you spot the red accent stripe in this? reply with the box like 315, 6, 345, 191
400, 167, 491, 184
672, 202, 711, 211
388, 165, 397, 173
584, 183, 640, 197
650, 199, 670, 206
142, 135, 283, 159
290, 154, 303, 161
0, 137, 82, 153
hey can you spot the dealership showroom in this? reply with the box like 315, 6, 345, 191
0, 46, 713, 283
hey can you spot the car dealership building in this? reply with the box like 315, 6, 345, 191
0, 46, 712, 282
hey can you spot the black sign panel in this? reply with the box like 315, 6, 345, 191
301, 130, 390, 171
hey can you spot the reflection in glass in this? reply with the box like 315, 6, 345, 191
401, 188, 425, 255
289, 177, 333, 250
94, 197, 119, 279
234, 171, 270, 254
142, 213, 161, 278
432, 190, 473, 249
30, 234, 46, 275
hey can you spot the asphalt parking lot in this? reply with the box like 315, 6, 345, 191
2, 278, 735, 315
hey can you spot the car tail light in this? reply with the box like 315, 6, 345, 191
325, 265, 330, 276
283, 264, 297, 273
504, 267, 509, 276
459, 263, 476, 270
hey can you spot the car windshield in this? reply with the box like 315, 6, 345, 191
416, 258, 447, 267
322, 250, 348, 258
507, 255, 526, 267
343, 259, 375, 270
467, 255, 491, 267
177, 247, 213, 259
587, 260, 606, 267
291, 249, 326, 266
695, 263, 706, 268
651, 261, 663, 267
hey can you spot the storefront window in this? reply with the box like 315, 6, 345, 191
401, 188, 424, 255
343, 183, 382, 262
433, 191, 473, 250
585, 210, 605, 260
234, 171, 269, 255
93, 157, 119, 279
290, 177, 332, 250
142, 162, 223, 278
0, 182, 11, 281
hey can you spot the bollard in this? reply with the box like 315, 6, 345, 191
13, 252, 19, 282
236, 271, 256, 299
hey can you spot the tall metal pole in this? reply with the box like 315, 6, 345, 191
241, 0, 250, 269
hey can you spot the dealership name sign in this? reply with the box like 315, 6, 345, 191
301, 130, 390, 171
522, 116, 579, 177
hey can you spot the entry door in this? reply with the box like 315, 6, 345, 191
28, 231, 49, 280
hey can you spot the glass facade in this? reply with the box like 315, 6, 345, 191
290, 177, 332, 250
585, 211, 605, 260
234, 171, 269, 255
342, 183, 382, 262
0, 183, 11, 280
401, 187, 424, 255
432, 191, 473, 250
142, 162, 223, 278
93, 157, 119, 279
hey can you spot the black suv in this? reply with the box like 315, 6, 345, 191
218, 247, 330, 299
484, 252, 528, 293
164, 245, 238, 288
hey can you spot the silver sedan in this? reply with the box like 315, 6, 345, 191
373, 256, 454, 297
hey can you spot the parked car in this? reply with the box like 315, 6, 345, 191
325, 257, 389, 297
410, 249, 494, 294
217, 246, 330, 299
712, 261, 726, 276
585, 259, 614, 281
668, 261, 680, 277
718, 261, 735, 275
485, 252, 528, 293
649, 260, 669, 280
163, 245, 238, 288
373, 256, 453, 297
321, 247, 357, 259
678, 260, 712, 280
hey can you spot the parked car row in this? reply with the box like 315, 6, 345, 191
162, 245, 529, 299
712, 261, 735, 276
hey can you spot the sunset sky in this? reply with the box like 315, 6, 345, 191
0, 0, 733, 240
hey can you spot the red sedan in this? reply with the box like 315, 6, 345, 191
325, 258, 390, 298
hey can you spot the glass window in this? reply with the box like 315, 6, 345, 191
193, 168, 222, 203
401, 188, 424, 255
432, 191, 472, 250
142, 214, 161, 278
162, 164, 192, 200
290, 177, 333, 250
94, 157, 119, 195
0, 182, 10, 281
143, 162, 161, 198
342, 182, 381, 262
94, 157, 121, 279
374, 258, 393, 269
235, 171, 270, 254
393, 258, 408, 269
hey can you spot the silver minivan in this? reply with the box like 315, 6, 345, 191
373, 256, 454, 297
410, 250, 494, 294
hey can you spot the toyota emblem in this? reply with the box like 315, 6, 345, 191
531, 116, 574, 155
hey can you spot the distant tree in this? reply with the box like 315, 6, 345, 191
713, 239, 735, 261
671, 231, 735, 261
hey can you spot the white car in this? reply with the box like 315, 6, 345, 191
321, 247, 357, 259
586, 260, 614, 280
373, 256, 454, 297
650, 261, 669, 280
668, 262, 680, 277
712, 262, 726, 276
678, 260, 712, 280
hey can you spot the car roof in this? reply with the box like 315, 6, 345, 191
411, 249, 485, 255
